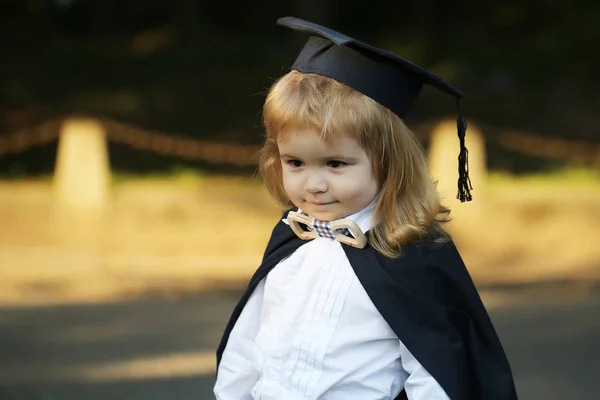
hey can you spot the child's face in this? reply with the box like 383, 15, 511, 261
278, 128, 379, 221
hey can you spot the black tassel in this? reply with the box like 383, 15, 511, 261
456, 100, 473, 202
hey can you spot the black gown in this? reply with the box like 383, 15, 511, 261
216, 210, 518, 400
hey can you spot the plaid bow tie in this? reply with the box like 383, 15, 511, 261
286, 211, 367, 249
312, 219, 351, 239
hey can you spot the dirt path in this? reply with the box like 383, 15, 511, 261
0, 290, 598, 399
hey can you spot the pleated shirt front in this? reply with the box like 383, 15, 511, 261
215, 202, 449, 400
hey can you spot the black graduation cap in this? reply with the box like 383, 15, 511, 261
276, 16, 473, 202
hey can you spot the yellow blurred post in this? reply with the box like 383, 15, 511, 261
428, 119, 486, 234
53, 118, 110, 224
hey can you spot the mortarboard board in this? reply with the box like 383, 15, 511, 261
276, 16, 473, 202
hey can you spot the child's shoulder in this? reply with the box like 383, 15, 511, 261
401, 226, 460, 263
382, 228, 474, 296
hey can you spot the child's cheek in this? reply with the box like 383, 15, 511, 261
282, 171, 301, 196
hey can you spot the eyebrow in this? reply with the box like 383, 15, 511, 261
279, 153, 298, 159
279, 153, 358, 162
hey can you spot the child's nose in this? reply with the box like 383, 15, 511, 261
304, 172, 327, 193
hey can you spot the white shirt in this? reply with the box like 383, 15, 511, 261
214, 202, 449, 400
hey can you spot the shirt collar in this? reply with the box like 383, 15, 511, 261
283, 196, 378, 234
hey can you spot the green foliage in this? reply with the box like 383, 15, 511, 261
1, 0, 598, 175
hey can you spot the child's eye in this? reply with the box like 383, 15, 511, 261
287, 160, 304, 168
327, 160, 347, 168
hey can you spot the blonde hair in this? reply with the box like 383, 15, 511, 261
259, 70, 450, 258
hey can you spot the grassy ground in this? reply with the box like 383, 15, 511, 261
1, 169, 599, 305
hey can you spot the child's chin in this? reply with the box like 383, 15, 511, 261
307, 208, 347, 222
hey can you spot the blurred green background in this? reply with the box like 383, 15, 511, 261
1, 0, 599, 175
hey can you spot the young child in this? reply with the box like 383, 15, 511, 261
214, 17, 517, 400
